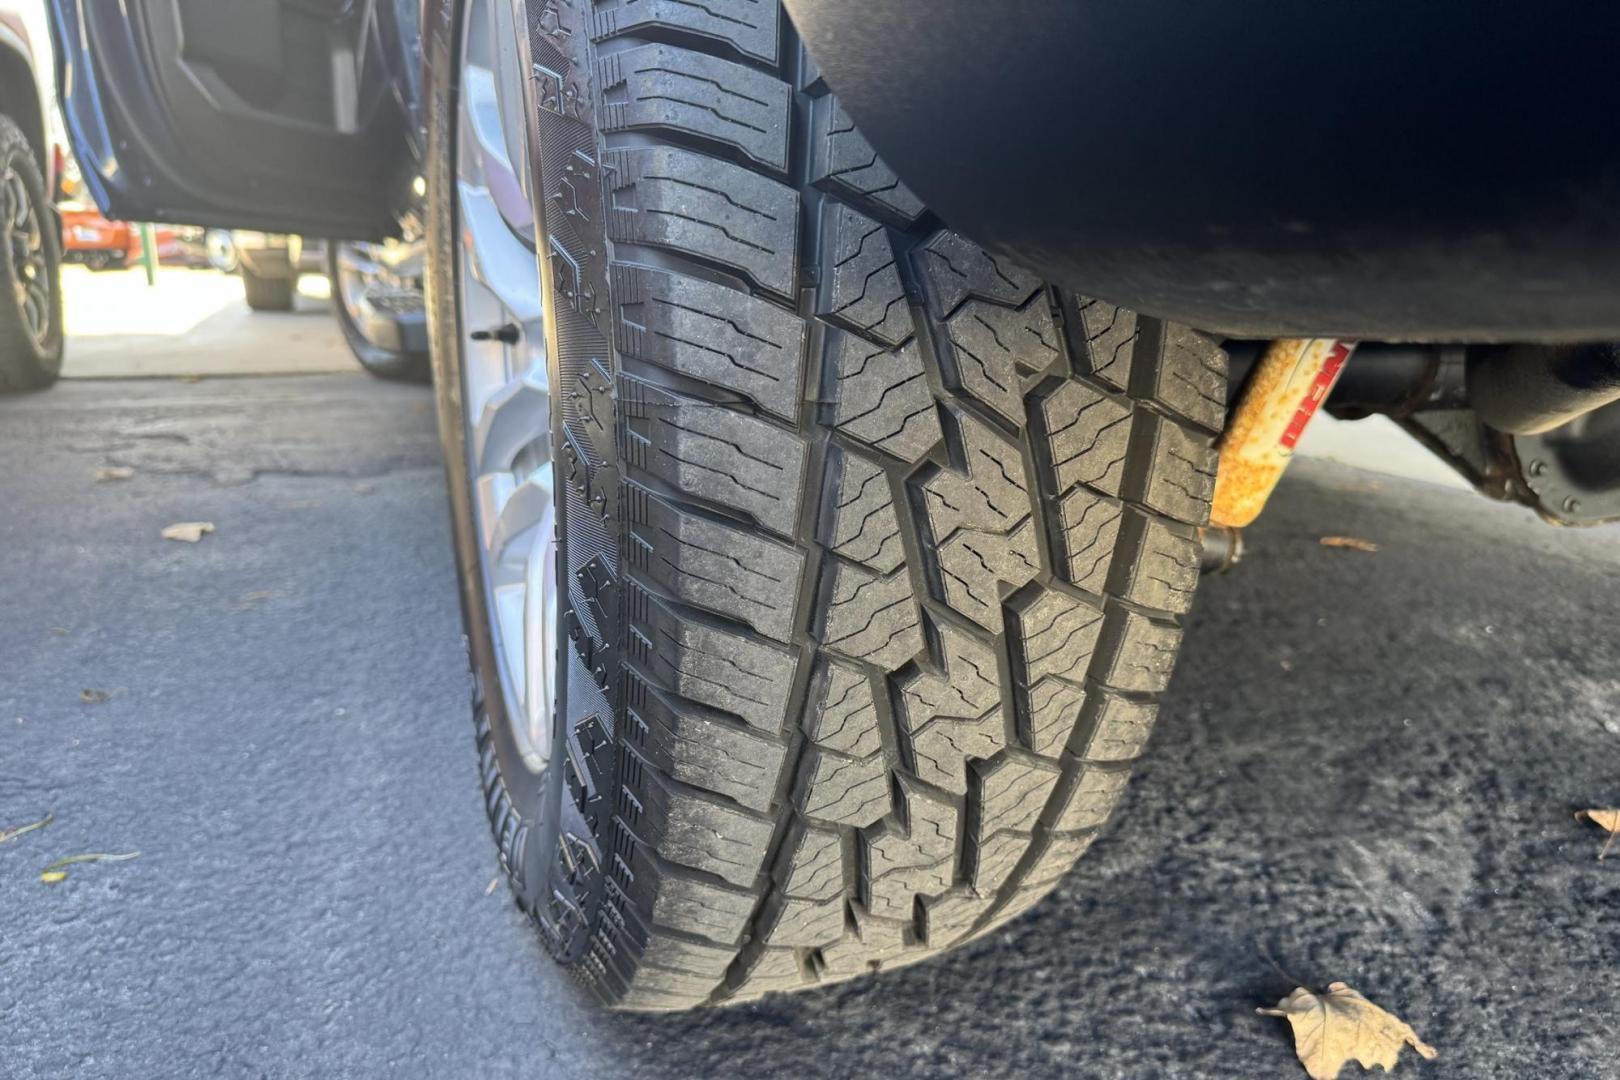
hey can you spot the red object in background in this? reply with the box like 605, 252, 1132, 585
59, 204, 204, 270
60, 203, 135, 270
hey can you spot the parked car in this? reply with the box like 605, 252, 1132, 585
40, 0, 1620, 1012
327, 236, 430, 383
59, 200, 130, 269
0, 2, 61, 391
60, 203, 214, 270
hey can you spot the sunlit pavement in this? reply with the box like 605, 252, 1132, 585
60, 265, 360, 379
1, 358, 1616, 1077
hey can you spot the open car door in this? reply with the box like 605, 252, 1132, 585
49, 0, 416, 239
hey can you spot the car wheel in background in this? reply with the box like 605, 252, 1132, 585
0, 112, 63, 393
328, 241, 431, 383
241, 265, 296, 311
205, 229, 239, 274
424, 0, 1226, 1008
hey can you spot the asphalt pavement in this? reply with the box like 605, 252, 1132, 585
2, 374, 1618, 1080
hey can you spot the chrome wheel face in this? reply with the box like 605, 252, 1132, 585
334, 241, 383, 328
4, 165, 48, 346
456, 0, 556, 774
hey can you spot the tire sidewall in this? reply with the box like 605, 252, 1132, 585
422, 0, 594, 959
0, 115, 64, 388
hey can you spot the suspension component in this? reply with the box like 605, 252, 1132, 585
1211, 338, 1356, 528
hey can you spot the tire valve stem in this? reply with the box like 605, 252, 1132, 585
471, 323, 520, 345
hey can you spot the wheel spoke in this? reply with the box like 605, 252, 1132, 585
456, 181, 541, 325
472, 366, 550, 476
475, 466, 553, 564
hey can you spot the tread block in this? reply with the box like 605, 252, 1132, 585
819, 203, 912, 347
971, 830, 1032, 895
625, 672, 789, 813
969, 754, 1060, 893
1026, 678, 1086, 758
776, 820, 845, 901
1052, 766, 1130, 833
614, 844, 755, 945
638, 932, 737, 979
975, 754, 1061, 837
826, 331, 942, 462
920, 413, 1040, 630
761, 893, 846, 948
611, 265, 806, 422
1100, 609, 1184, 694
1071, 298, 1139, 391
1010, 588, 1105, 755
862, 775, 958, 918
809, 97, 925, 225
1015, 587, 1105, 686
729, 946, 806, 996
921, 889, 995, 945
804, 660, 883, 757
823, 446, 904, 574
620, 378, 807, 536
1076, 688, 1157, 762
590, 0, 780, 64
605, 145, 799, 298
914, 231, 1041, 319
800, 747, 892, 827
626, 484, 803, 642
817, 907, 912, 977
626, 763, 775, 888
599, 45, 791, 172
1042, 380, 1133, 498
627, 585, 797, 732
1111, 510, 1200, 615
899, 623, 1005, 793
821, 559, 924, 671
942, 294, 1063, 425
1135, 413, 1218, 526
1145, 323, 1227, 434
1056, 488, 1124, 593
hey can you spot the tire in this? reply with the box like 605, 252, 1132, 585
423, 0, 1227, 1009
241, 266, 295, 311
327, 242, 431, 383
0, 113, 63, 393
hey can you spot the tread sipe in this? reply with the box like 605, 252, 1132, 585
488, 0, 1227, 1009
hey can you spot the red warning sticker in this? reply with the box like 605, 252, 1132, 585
1278, 341, 1353, 451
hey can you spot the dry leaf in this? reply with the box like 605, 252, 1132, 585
95, 465, 135, 482
1576, 809, 1620, 859
1320, 536, 1379, 553
79, 688, 110, 704
485, 876, 501, 896
1259, 982, 1437, 1080
161, 521, 215, 543
38, 851, 140, 884
0, 811, 53, 845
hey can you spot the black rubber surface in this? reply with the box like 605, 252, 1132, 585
425, 0, 1228, 1007
3, 376, 1618, 1078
